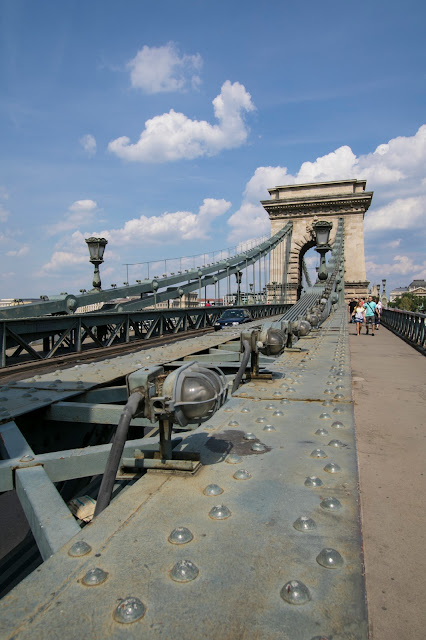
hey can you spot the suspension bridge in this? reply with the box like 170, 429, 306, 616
0, 180, 425, 640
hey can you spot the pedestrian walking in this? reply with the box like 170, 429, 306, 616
352, 300, 366, 336
348, 298, 357, 323
363, 295, 377, 336
375, 298, 382, 330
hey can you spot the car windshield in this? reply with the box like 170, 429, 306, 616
220, 309, 245, 319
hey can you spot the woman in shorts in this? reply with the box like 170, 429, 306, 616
352, 300, 366, 336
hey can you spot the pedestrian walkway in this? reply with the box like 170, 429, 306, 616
349, 325, 426, 640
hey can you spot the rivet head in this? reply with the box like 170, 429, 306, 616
334, 393, 344, 400
69, 541, 92, 557
331, 420, 345, 429
280, 580, 311, 604
265, 404, 275, 410
304, 476, 323, 488
319, 413, 331, 420
252, 442, 266, 453
315, 428, 328, 436
287, 387, 296, 393
233, 469, 252, 480
273, 391, 282, 397
170, 560, 199, 582
168, 527, 193, 544
322, 400, 333, 407
263, 424, 276, 432
280, 383, 288, 389
241, 407, 250, 413
209, 504, 231, 520
203, 484, 224, 496
256, 416, 266, 423
316, 548, 344, 569
243, 432, 256, 440
333, 406, 344, 414
226, 453, 242, 464
114, 597, 146, 623
328, 439, 344, 448
310, 449, 327, 458
324, 462, 341, 473
285, 377, 294, 383
320, 497, 342, 511
280, 399, 289, 405
228, 420, 239, 427
82, 567, 108, 586
336, 385, 344, 390
272, 410, 284, 417
293, 516, 317, 531
19, 454, 34, 462
324, 389, 333, 395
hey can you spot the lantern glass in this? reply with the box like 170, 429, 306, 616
85, 237, 108, 262
313, 221, 332, 246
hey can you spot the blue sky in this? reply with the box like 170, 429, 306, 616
1, 0, 425, 298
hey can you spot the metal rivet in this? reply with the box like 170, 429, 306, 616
272, 410, 283, 416
322, 400, 333, 407
333, 407, 344, 414
145, 355, 151, 360
82, 567, 108, 586
170, 560, 199, 582
324, 462, 341, 473
319, 413, 331, 419
324, 389, 333, 395
273, 391, 282, 397
280, 580, 311, 604
316, 548, 344, 569
226, 453, 242, 464
280, 399, 289, 405
256, 417, 266, 423
243, 432, 256, 440
336, 385, 344, 390
304, 476, 323, 488
328, 439, 344, 448
168, 527, 193, 544
287, 387, 296, 393
209, 504, 231, 520
228, 420, 239, 426
263, 424, 276, 432
315, 428, 328, 436
69, 541, 92, 557
241, 407, 250, 413
334, 393, 344, 400
252, 442, 266, 452
265, 404, 275, 410
320, 497, 342, 511
280, 383, 288, 389
310, 449, 327, 458
203, 484, 224, 496
114, 596, 146, 623
331, 420, 345, 429
233, 469, 252, 480
19, 454, 34, 462
286, 377, 294, 383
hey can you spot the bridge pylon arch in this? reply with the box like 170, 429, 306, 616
261, 179, 373, 304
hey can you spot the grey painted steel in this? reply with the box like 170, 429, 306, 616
0, 421, 34, 459
15, 466, 81, 561
381, 308, 426, 355
0, 224, 292, 321
0, 303, 290, 367
45, 402, 152, 427
0, 308, 368, 638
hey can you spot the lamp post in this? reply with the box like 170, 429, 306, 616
313, 220, 333, 281
272, 281, 277, 303
85, 237, 108, 292
235, 271, 243, 306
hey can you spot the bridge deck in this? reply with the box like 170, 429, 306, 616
349, 325, 426, 640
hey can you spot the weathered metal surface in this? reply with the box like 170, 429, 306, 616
0, 308, 367, 639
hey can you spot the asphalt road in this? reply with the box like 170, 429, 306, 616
350, 324, 426, 640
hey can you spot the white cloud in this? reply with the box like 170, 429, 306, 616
48, 200, 98, 236
107, 198, 231, 245
127, 42, 202, 94
366, 255, 426, 279
108, 81, 255, 163
80, 134, 97, 156
364, 197, 426, 232
386, 238, 402, 248
6, 245, 29, 257
40, 251, 88, 274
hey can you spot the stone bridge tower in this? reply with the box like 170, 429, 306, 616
261, 179, 373, 304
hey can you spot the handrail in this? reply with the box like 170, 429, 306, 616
381, 308, 426, 355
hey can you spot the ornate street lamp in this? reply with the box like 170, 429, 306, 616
313, 220, 333, 281
235, 271, 243, 305
85, 237, 108, 292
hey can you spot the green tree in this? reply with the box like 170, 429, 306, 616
389, 293, 426, 312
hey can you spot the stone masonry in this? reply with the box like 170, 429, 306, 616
261, 179, 373, 304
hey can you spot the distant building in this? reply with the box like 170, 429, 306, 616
389, 280, 426, 302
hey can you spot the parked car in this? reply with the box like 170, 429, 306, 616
214, 308, 253, 330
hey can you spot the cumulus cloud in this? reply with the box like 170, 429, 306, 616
364, 197, 426, 232
80, 134, 97, 156
366, 255, 426, 279
48, 200, 98, 236
106, 198, 231, 245
6, 245, 29, 257
128, 42, 202, 94
108, 81, 255, 163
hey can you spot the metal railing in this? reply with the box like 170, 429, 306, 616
381, 308, 426, 355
